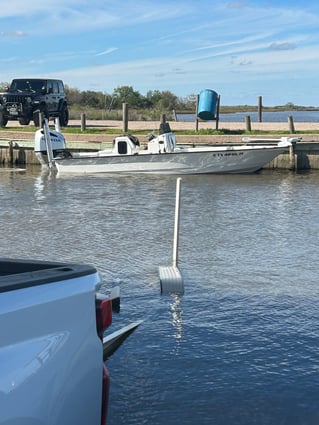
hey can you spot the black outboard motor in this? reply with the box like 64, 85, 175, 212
159, 121, 171, 135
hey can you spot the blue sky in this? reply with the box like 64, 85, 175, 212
1, 0, 318, 105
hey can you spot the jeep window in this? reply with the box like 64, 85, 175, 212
10, 79, 46, 93
47, 80, 53, 94
58, 81, 64, 94
53, 81, 59, 94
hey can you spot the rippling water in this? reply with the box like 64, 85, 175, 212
1, 167, 319, 424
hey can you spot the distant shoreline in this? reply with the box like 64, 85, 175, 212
177, 106, 319, 114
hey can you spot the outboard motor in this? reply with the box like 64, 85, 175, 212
147, 132, 176, 154
34, 127, 69, 166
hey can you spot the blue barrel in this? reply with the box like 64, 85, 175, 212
197, 89, 218, 120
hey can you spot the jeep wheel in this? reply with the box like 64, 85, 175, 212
59, 105, 69, 127
19, 118, 31, 126
0, 116, 8, 127
0, 107, 7, 127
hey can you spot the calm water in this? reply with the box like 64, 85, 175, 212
1, 167, 319, 425
177, 110, 319, 122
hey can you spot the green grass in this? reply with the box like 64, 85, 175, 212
1, 125, 319, 136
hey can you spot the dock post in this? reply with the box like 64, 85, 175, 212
289, 142, 297, 171
258, 96, 263, 122
9, 141, 14, 165
245, 115, 252, 131
55, 117, 61, 132
288, 115, 295, 134
123, 103, 128, 132
81, 113, 86, 131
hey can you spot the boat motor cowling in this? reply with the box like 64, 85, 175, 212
34, 128, 67, 154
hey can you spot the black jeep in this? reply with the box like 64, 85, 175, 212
0, 78, 69, 127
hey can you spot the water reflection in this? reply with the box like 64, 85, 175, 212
169, 294, 183, 352
33, 170, 49, 202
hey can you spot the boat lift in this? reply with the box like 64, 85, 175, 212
159, 177, 184, 295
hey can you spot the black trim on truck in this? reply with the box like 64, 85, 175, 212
0, 258, 97, 293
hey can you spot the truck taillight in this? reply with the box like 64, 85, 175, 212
96, 295, 112, 425
96, 295, 112, 340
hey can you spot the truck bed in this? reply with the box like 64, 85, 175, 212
0, 257, 97, 292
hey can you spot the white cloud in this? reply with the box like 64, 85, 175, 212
0, 1, 319, 104
95, 48, 118, 57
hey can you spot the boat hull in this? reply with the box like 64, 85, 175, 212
54, 145, 288, 175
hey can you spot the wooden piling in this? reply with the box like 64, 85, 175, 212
81, 113, 86, 131
9, 141, 14, 165
245, 115, 252, 131
289, 144, 296, 170
288, 115, 295, 134
122, 103, 128, 132
258, 96, 263, 122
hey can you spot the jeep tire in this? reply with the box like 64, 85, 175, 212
19, 118, 31, 126
59, 104, 69, 127
0, 106, 7, 127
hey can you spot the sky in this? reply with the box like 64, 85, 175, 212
0, 0, 319, 106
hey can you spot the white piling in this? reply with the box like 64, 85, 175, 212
159, 177, 184, 295
43, 118, 55, 169
55, 117, 61, 132
172, 177, 181, 268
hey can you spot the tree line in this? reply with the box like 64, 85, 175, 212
0, 81, 195, 112
0, 81, 313, 114
65, 85, 196, 111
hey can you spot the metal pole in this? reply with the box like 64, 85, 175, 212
215, 94, 220, 130
195, 95, 199, 132
43, 118, 55, 169
172, 177, 182, 268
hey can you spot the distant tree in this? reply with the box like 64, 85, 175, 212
80, 90, 104, 108
145, 90, 179, 111
285, 102, 297, 109
65, 86, 82, 106
112, 85, 145, 108
145, 90, 163, 108
0, 82, 10, 91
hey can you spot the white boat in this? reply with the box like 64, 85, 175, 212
34, 119, 299, 175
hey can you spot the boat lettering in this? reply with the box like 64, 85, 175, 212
212, 152, 244, 157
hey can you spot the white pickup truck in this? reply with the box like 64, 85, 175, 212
0, 257, 112, 425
